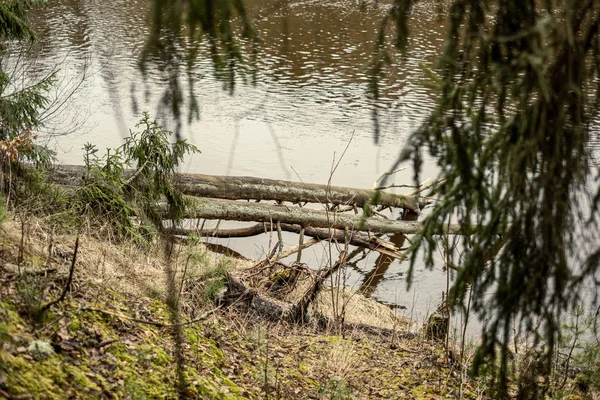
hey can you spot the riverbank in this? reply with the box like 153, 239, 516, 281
0, 215, 479, 399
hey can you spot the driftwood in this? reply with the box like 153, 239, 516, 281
47, 165, 469, 237
223, 271, 416, 338
223, 252, 347, 323
270, 238, 321, 262
222, 251, 410, 337
48, 164, 426, 213
177, 198, 465, 236
291, 252, 347, 323
223, 272, 295, 320
170, 222, 404, 258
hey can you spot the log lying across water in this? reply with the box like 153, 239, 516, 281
177, 198, 464, 235
48, 165, 467, 236
170, 222, 404, 258
48, 165, 426, 213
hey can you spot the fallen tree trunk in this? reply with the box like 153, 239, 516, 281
223, 270, 416, 338
170, 222, 403, 258
223, 273, 293, 320
48, 164, 426, 213
177, 198, 465, 235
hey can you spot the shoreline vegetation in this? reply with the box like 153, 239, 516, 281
1, 115, 598, 399
2, 0, 600, 396
0, 214, 474, 399
0, 118, 477, 399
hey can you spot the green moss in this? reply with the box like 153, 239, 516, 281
106, 343, 137, 364
1, 354, 59, 399
147, 299, 172, 320
298, 361, 311, 374
75, 305, 120, 340
68, 318, 81, 331
137, 344, 172, 367
0, 195, 6, 224
411, 386, 433, 399
0, 322, 11, 343
289, 367, 318, 387
65, 364, 101, 392
184, 326, 201, 344
0, 302, 21, 343
209, 340, 225, 359
0, 352, 106, 399
123, 373, 177, 400
104, 344, 178, 399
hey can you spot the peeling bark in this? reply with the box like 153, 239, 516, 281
48, 164, 426, 213
179, 198, 464, 235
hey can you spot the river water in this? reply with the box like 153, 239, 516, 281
25, 0, 472, 328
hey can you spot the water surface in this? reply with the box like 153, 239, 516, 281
28, 0, 467, 328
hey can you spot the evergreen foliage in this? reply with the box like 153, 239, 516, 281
79, 143, 141, 240
0, 0, 56, 191
121, 112, 199, 227
0, 0, 53, 143
80, 112, 199, 242
0, 0, 41, 42
374, 0, 600, 397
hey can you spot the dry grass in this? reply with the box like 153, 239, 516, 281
2, 213, 410, 337
325, 339, 357, 378
0, 217, 233, 316
314, 286, 408, 331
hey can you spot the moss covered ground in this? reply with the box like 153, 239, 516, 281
0, 217, 484, 399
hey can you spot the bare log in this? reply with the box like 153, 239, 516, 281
178, 198, 465, 235
173, 223, 268, 238
223, 272, 295, 320
291, 251, 348, 323
175, 173, 426, 212
171, 222, 404, 258
48, 164, 426, 213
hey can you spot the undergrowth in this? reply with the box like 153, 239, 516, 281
4, 113, 599, 399
1, 112, 200, 247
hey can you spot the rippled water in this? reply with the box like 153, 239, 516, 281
26, 0, 464, 326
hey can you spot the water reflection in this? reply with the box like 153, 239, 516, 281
359, 211, 417, 297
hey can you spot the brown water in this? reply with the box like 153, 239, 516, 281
27, 0, 458, 326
